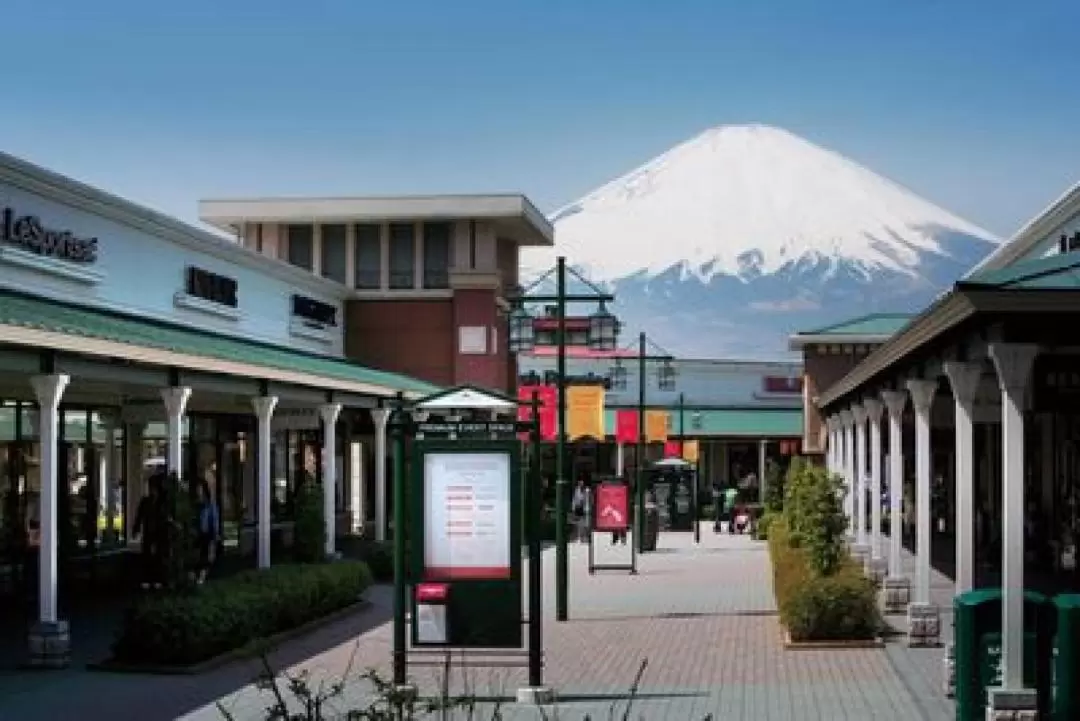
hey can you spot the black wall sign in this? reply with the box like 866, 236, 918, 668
292, 294, 337, 327
0, 207, 99, 263
1059, 231, 1080, 254
186, 266, 238, 308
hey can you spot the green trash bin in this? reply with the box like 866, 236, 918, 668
1052, 594, 1080, 721
953, 588, 1054, 721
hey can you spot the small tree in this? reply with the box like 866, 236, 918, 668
782, 461, 847, 576
762, 458, 785, 513
292, 477, 326, 564
160, 475, 197, 589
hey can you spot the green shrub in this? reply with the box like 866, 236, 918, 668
293, 480, 326, 564
112, 560, 373, 666
338, 536, 393, 581
768, 519, 878, 641
754, 511, 777, 540
782, 459, 847, 575
762, 458, 785, 513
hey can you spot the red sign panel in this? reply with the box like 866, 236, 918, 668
615, 410, 638, 444
517, 384, 558, 442
663, 440, 681, 458
763, 376, 803, 394
594, 482, 630, 532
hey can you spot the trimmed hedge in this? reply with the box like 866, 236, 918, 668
769, 521, 878, 641
338, 536, 393, 581
112, 560, 373, 666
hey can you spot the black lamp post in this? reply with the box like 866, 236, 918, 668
506, 256, 618, 622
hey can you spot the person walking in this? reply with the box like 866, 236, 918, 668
571, 477, 590, 543
132, 472, 166, 590
723, 484, 740, 533
194, 481, 220, 584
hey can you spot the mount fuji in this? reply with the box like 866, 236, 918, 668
523, 124, 1000, 359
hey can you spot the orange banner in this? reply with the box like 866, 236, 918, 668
566, 385, 605, 441
682, 440, 700, 463
645, 410, 668, 443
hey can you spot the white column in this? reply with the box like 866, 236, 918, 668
943, 361, 982, 595
350, 440, 364, 534
31, 374, 70, 626
852, 404, 868, 548
988, 343, 1038, 692
906, 378, 937, 606
252, 395, 278, 569
101, 414, 118, 538
160, 387, 192, 478
372, 407, 391, 542
864, 399, 885, 565
616, 443, 624, 477
881, 390, 907, 580
319, 403, 343, 557
828, 420, 838, 476
840, 410, 855, 533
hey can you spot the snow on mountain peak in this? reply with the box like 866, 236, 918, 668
526, 124, 999, 282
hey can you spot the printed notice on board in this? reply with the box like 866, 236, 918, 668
424, 452, 512, 579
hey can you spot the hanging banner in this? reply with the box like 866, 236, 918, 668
682, 440, 700, 463
615, 410, 638, 444
593, 482, 630, 532
663, 440, 681, 458
516, 385, 557, 442
645, 410, 669, 443
566, 385, 605, 441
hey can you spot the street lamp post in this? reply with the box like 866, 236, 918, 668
613, 332, 676, 554
508, 256, 618, 623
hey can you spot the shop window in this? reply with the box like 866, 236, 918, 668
354, 223, 382, 289
287, 224, 314, 271
320, 224, 347, 284
423, 222, 451, 289
389, 223, 415, 289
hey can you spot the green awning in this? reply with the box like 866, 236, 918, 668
0, 290, 440, 398
603, 407, 802, 438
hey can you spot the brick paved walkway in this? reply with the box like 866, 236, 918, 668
0, 526, 956, 720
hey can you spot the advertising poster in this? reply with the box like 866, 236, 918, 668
423, 452, 512, 579
663, 440, 681, 458
615, 410, 638, 444
516, 385, 557, 441
594, 482, 630, 532
682, 440, 700, 463
645, 410, 669, 443
566, 385, 605, 441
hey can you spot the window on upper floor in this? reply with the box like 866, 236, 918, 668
320, 224, 347, 284
354, 223, 382, 290
389, 223, 415, 289
287, 225, 314, 271
423, 222, 451, 289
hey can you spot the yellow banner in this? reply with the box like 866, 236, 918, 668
566, 385, 606, 441
645, 410, 669, 443
682, 440, 700, 463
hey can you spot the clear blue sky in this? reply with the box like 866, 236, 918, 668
3, 0, 1078, 238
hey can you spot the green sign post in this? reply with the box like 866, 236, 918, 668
1053, 594, 1080, 721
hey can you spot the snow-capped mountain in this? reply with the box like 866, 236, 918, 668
524, 124, 1000, 358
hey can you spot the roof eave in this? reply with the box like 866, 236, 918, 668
788, 333, 893, 351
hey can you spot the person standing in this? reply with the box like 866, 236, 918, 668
133, 473, 166, 590
723, 484, 739, 533
195, 481, 220, 584
571, 477, 590, 543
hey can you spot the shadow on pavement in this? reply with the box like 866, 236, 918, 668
0, 584, 394, 721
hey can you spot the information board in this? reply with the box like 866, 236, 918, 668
423, 451, 512, 580
594, 482, 630, 531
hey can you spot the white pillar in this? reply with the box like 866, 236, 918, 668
988, 343, 1038, 693
881, 390, 907, 579
101, 413, 118, 539
864, 399, 885, 567
828, 420, 838, 476
943, 361, 982, 595
319, 403, 343, 557
350, 440, 363, 534
252, 395, 278, 569
31, 374, 70, 626
616, 443, 624, 477
906, 378, 940, 647
160, 387, 192, 479
852, 404, 868, 548
372, 407, 390, 542
840, 410, 855, 533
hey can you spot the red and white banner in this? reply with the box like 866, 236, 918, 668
615, 410, 638, 444
594, 482, 630, 532
517, 384, 558, 442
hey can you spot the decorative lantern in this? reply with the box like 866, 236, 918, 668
657, 358, 677, 391
507, 303, 536, 354
609, 358, 628, 390
587, 302, 619, 352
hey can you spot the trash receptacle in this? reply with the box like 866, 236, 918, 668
1052, 594, 1080, 721
642, 503, 660, 552
953, 588, 1053, 721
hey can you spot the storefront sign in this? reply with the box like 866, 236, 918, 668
763, 376, 802, 394
292, 294, 337, 327
645, 410, 669, 443
423, 451, 512, 579
615, 410, 638, 444
566, 384, 605, 441
1, 207, 98, 263
594, 482, 629, 532
186, 266, 238, 307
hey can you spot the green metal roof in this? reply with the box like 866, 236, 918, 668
603, 407, 802, 438
0, 290, 441, 397
798, 313, 914, 338
961, 252, 1080, 290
